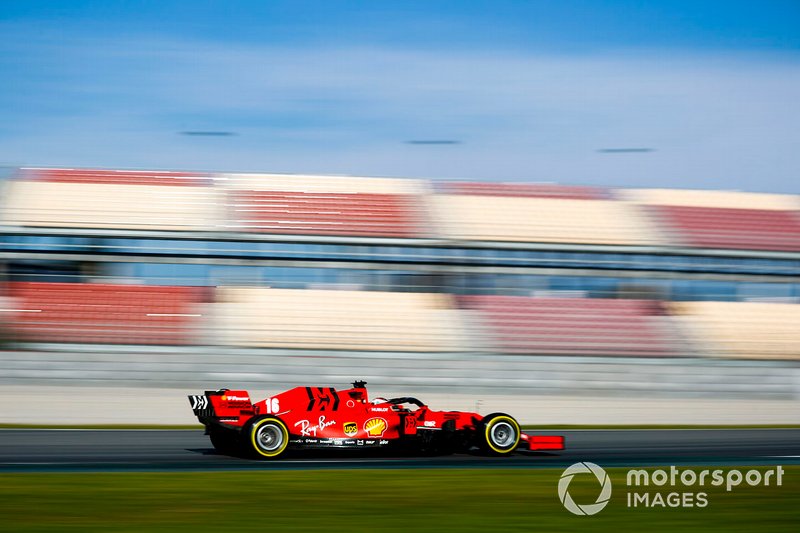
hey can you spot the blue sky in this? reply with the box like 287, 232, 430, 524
1, 1, 799, 192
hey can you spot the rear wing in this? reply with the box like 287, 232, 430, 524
188, 390, 254, 428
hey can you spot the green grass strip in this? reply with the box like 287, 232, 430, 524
0, 467, 797, 532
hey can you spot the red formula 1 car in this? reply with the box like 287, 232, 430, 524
188, 380, 564, 459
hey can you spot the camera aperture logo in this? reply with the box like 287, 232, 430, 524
558, 462, 612, 516
558, 463, 786, 515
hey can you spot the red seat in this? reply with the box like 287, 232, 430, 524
23, 167, 211, 187
7, 282, 208, 345
650, 205, 800, 252
439, 182, 609, 200
229, 191, 426, 237
459, 295, 676, 356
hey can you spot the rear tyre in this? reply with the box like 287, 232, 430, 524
248, 417, 290, 459
479, 413, 520, 456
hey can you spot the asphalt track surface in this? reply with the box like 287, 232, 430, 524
1, 429, 798, 473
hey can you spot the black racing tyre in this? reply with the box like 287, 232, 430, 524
479, 413, 521, 456
247, 416, 290, 459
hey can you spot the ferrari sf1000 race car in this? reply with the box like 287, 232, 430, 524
188, 380, 564, 459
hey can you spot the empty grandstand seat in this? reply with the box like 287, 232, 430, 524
459, 295, 677, 356
648, 205, 800, 252
220, 173, 429, 237
227, 191, 426, 237
22, 167, 211, 187
0, 168, 222, 231
439, 182, 609, 200
221, 173, 427, 195
431, 195, 658, 245
6, 282, 207, 345
620, 188, 800, 211
668, 301, 800, 361
214, 287, 464, 351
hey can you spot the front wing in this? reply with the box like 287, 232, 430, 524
521, 433, 565, 451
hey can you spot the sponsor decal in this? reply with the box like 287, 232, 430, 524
370, 407, 389, 412
364, 417, 388, 437
294, 437, 360, 447
343, 422, 358, 437
305, 387, 340, 411
222, 394, 250, 403
189, 395, 208, 410
262, 398, 280, 414
423, 420, 436, 427
294, 415, 336, 437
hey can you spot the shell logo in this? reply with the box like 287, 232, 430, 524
364, 417, 387, 437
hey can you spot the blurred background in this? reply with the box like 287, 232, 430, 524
1, 168, 798, 424
0, 1, 798, 424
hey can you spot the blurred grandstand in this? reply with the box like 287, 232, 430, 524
0, 167, 798, 397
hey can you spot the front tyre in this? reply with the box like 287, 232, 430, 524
248, 416, 290, 459
479, 413, 520, 456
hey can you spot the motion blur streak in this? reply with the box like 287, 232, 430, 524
1, 428, 798, 472
0, 167, 799, 423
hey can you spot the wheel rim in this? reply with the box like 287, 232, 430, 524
256, 424, 284, 452
490, 421, 516, 448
